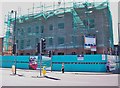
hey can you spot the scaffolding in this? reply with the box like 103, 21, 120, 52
4, 12, 13, 53
3, 1, 114, 54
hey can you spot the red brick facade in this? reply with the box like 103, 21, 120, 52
17, 47, 107, 55
0, 37, 3, 55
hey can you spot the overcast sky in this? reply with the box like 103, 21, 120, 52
0, 0, 119, 45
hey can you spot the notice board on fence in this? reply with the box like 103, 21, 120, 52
29, 56, 38, 70
107, 55, 118, 71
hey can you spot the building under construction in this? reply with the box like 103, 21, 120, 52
3, 1, 114, 55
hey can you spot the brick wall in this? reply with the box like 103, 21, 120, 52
0, 38, 3, 55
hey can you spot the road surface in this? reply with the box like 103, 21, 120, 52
0, 68, 119, 86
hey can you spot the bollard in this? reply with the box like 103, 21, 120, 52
42, 66, 46, 77
61, 63, 64, 73
12, 65, 15, 75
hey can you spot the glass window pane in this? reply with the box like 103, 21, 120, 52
35, 26, 39, 33
49, 38, 53, 45
35, 38, 39, 44
28, 27, 31, 33
58, 37, 64, 44
27, 39, 30, 46
58, 23, 64, 29
17, 29, 20, 35
41, 26, 44, 33
20, 40, 24, 49
49, 24, 53, 30
72, 36, 77, 44
83, 19, 95, 29
21, 28, 24, 35
90, 19, 95, 28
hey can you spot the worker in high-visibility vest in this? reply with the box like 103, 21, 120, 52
42, 66, 46, 76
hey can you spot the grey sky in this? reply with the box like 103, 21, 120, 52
0, 0, 119, 45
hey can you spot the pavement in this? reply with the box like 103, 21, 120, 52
0, 68, 120, 86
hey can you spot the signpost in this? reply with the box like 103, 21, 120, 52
37, 38, 46, 77
39, 54, 42, 76
12, 43, 17, 75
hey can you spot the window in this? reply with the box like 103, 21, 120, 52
21, 28, 24, 35
16, 40, 19, 48
49, 38, 53, 45
49, 24, 53, 30
27, 39, 30, 46
58, 23, 64, 29
28, 27, 31, 33
83, 19, 95, 29
20, 40, 24, 49
83, 20, 87, 28
17, 28, 20, 35
41, 26, 44, 33
16, 40, 18, 43
35, 38, 39, 44
89, 19, 95, 28
35, 26, 39, 33
58, 37, 64, 45
72, 36, 77, 44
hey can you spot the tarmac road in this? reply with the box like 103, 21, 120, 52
1, 68, 119, 86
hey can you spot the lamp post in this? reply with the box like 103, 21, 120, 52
11, 10, 17, 75
11, 10, 17, 45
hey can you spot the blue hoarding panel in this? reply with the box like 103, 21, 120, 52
0, 56, 2, 67
52, 55, 77, 62
1, 56, 29, 69
1, 56, 51, 69
52, 55, 107, 72
2, 56, 15, 68
52, 55, 107, 62
52, 64, 106, 72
